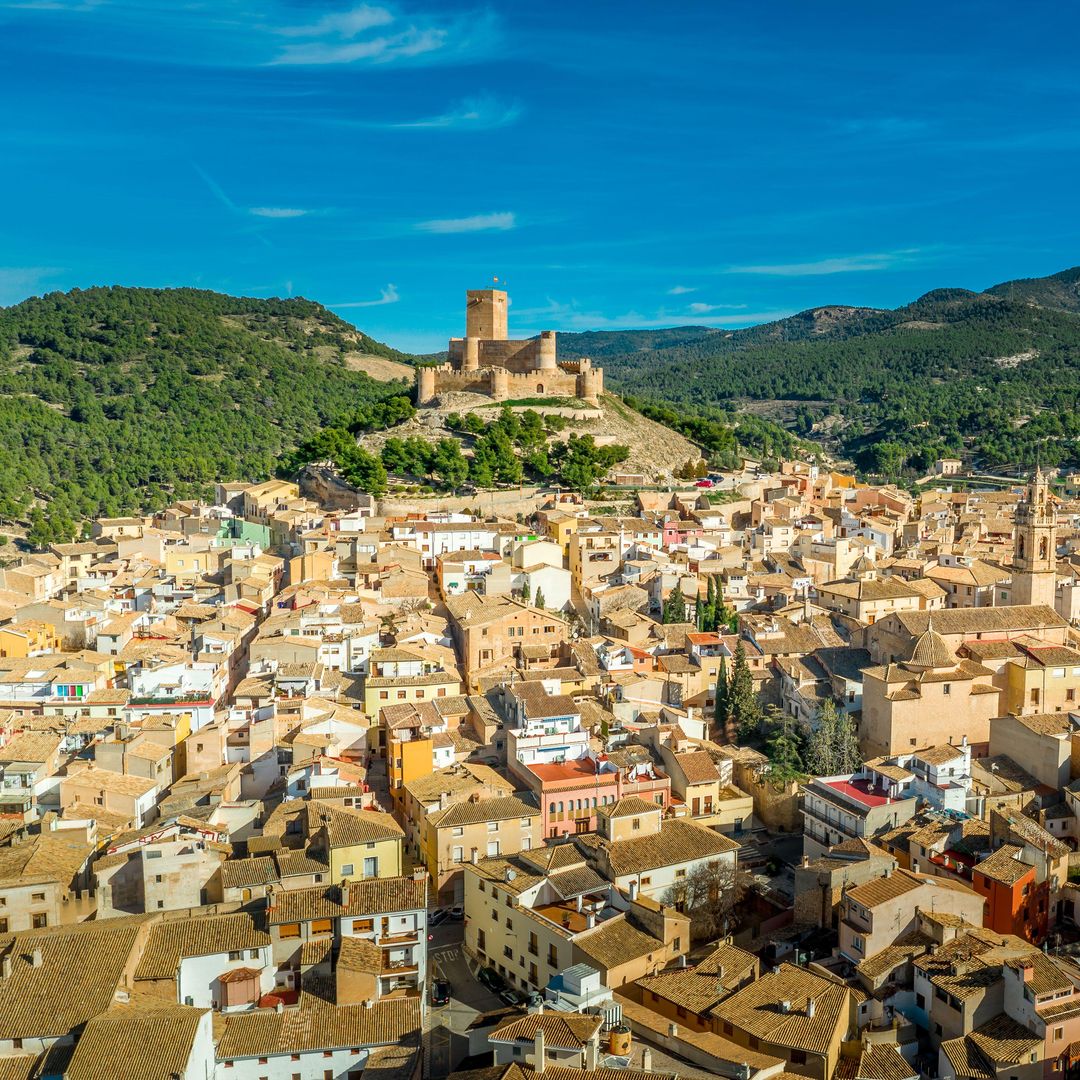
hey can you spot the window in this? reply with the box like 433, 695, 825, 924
520, 817, 531, 828
311, 919, 333, 935
31, 913, 47, 929
341, 863, 354, 876
228, 950, 243, 960
675, 869, 686, 879
791, 1050, 807, 1065
452, 827, 464, 837
279, 923, 301, 939
942, 684, 951, 696
548, 945, 558, 966
452, 846, 464, 863
488, 821, 499, 832
31, 892, 45, 901
363, 857, 378, 878
632, 818, 641, 831
0, 919, 7, 934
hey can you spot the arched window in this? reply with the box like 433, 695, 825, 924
1018, 534, 1026, 560
549, 803, 556, 815
1040, 536, 1049, 560
536, 384, 545, 394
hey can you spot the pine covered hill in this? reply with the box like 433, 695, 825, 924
0, 286, 414, 545
561, 268, 1080, 477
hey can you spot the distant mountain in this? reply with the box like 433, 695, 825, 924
0, 286, 416, 544
985, 265, 1080, 313
561, 270, 1080, 477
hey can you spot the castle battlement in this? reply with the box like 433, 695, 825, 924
418, 289, 602, 406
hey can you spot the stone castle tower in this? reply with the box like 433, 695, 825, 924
1011, 467, 1057, 608
416, 288, 602, 406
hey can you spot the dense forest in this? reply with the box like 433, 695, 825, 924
0, 287, 414, 545
557, 268, 1080, 478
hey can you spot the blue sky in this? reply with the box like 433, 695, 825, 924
2, 1, 1079, 351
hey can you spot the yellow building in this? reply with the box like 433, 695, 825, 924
0, 621, 60, 659
309, 803, 405, 882
388, 735, 434, 816
420, 793, 541, 905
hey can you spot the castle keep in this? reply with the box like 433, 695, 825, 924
416, 288, 603, 406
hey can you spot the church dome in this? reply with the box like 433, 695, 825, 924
908, 624, 955, 670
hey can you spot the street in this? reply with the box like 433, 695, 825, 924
424, 920, 505, 1079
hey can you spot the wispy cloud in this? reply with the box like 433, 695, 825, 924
725, 249, 922, 276
249, 206, 309, 219
268, 4, 497, 67
667, 284, 696, 295
416, 211, 516, 234
391, 94, 521, 130
193, 165, 316, 227
513, 296, 795, 332
331, 284, 400, 308
688, 301, 747, 314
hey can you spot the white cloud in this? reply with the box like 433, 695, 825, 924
688, 302, 747, 314
273, 25, 446, 65
274, 4, 394, 39
249, 206, 309, 219
416, 211, 516, 234
512, 297, 795, 332
667, 284, 696, 295
725, 249, 921, 276
392, 94, 522, 130
331, 284, 400, 308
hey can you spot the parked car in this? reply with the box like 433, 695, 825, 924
478, 967, 507, 994
431, 979, 452, 1007
500, 986, 525, 1006
449, 905, 464, 920
429, 908, 449, 927
695, 479, 714, 488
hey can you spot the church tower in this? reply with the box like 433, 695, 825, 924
1011, 467, 1057, 608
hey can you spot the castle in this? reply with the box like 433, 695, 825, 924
416, 288, 603, 406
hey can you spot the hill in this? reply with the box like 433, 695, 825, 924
559, 269, 1080, 478
0, 286, 416, 545
985, 265, 1080, 314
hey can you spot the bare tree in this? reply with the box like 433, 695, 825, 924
662, 857, 753, 941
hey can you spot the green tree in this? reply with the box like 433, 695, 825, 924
534, 587, 546, 610
662, 584, 687, 624
729, 640, 761, 741
714, 654, 731, 739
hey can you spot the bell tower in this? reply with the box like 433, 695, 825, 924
1011, 467, 1057, 608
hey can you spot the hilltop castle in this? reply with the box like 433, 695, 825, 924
416, 288, 603, 406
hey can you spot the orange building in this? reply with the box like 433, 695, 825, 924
971, 844, 1046, 944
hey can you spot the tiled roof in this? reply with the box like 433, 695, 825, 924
135, 913, 270, 980
0, 918, 145, 1039
973, 845, 1032, 886
267, 877, 427, 925
220, 856, 278, 890
712, 963, 852, 1055
307, 803, 404, 847
428, 795, 539, 829
845, 869, 923, 909
489, 1011, 601, 1050
64, 1005, 208, 1080
583, 817, 739, 877
594, 795, 659, 820
573, 916, 663, 972
216, 995, 421, 1059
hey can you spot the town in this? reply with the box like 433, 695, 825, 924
0, 450, 1079, 1080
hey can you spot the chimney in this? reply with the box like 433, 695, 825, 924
641, 1048, 653, 1073
628, 880, 639, 902
585, 1036, 599, 1070
533, 1028, 546, 1074
31, 949, 42, 969
780, 999, 791, 1013
801, 855, 809, 868
471, 848, 479, 865
678, 954, 688, 968
364, 998, 374, 1009
716, 965, 724, 979
807, 998, 816, 1018
586, 913, 596, 929
439, 791, 449, 810
668, 1022, 678, 1037
1, 956, 10, 978
576, 895, 584, 913
340, 883, 350, 907
274, 1000, 284, 1014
